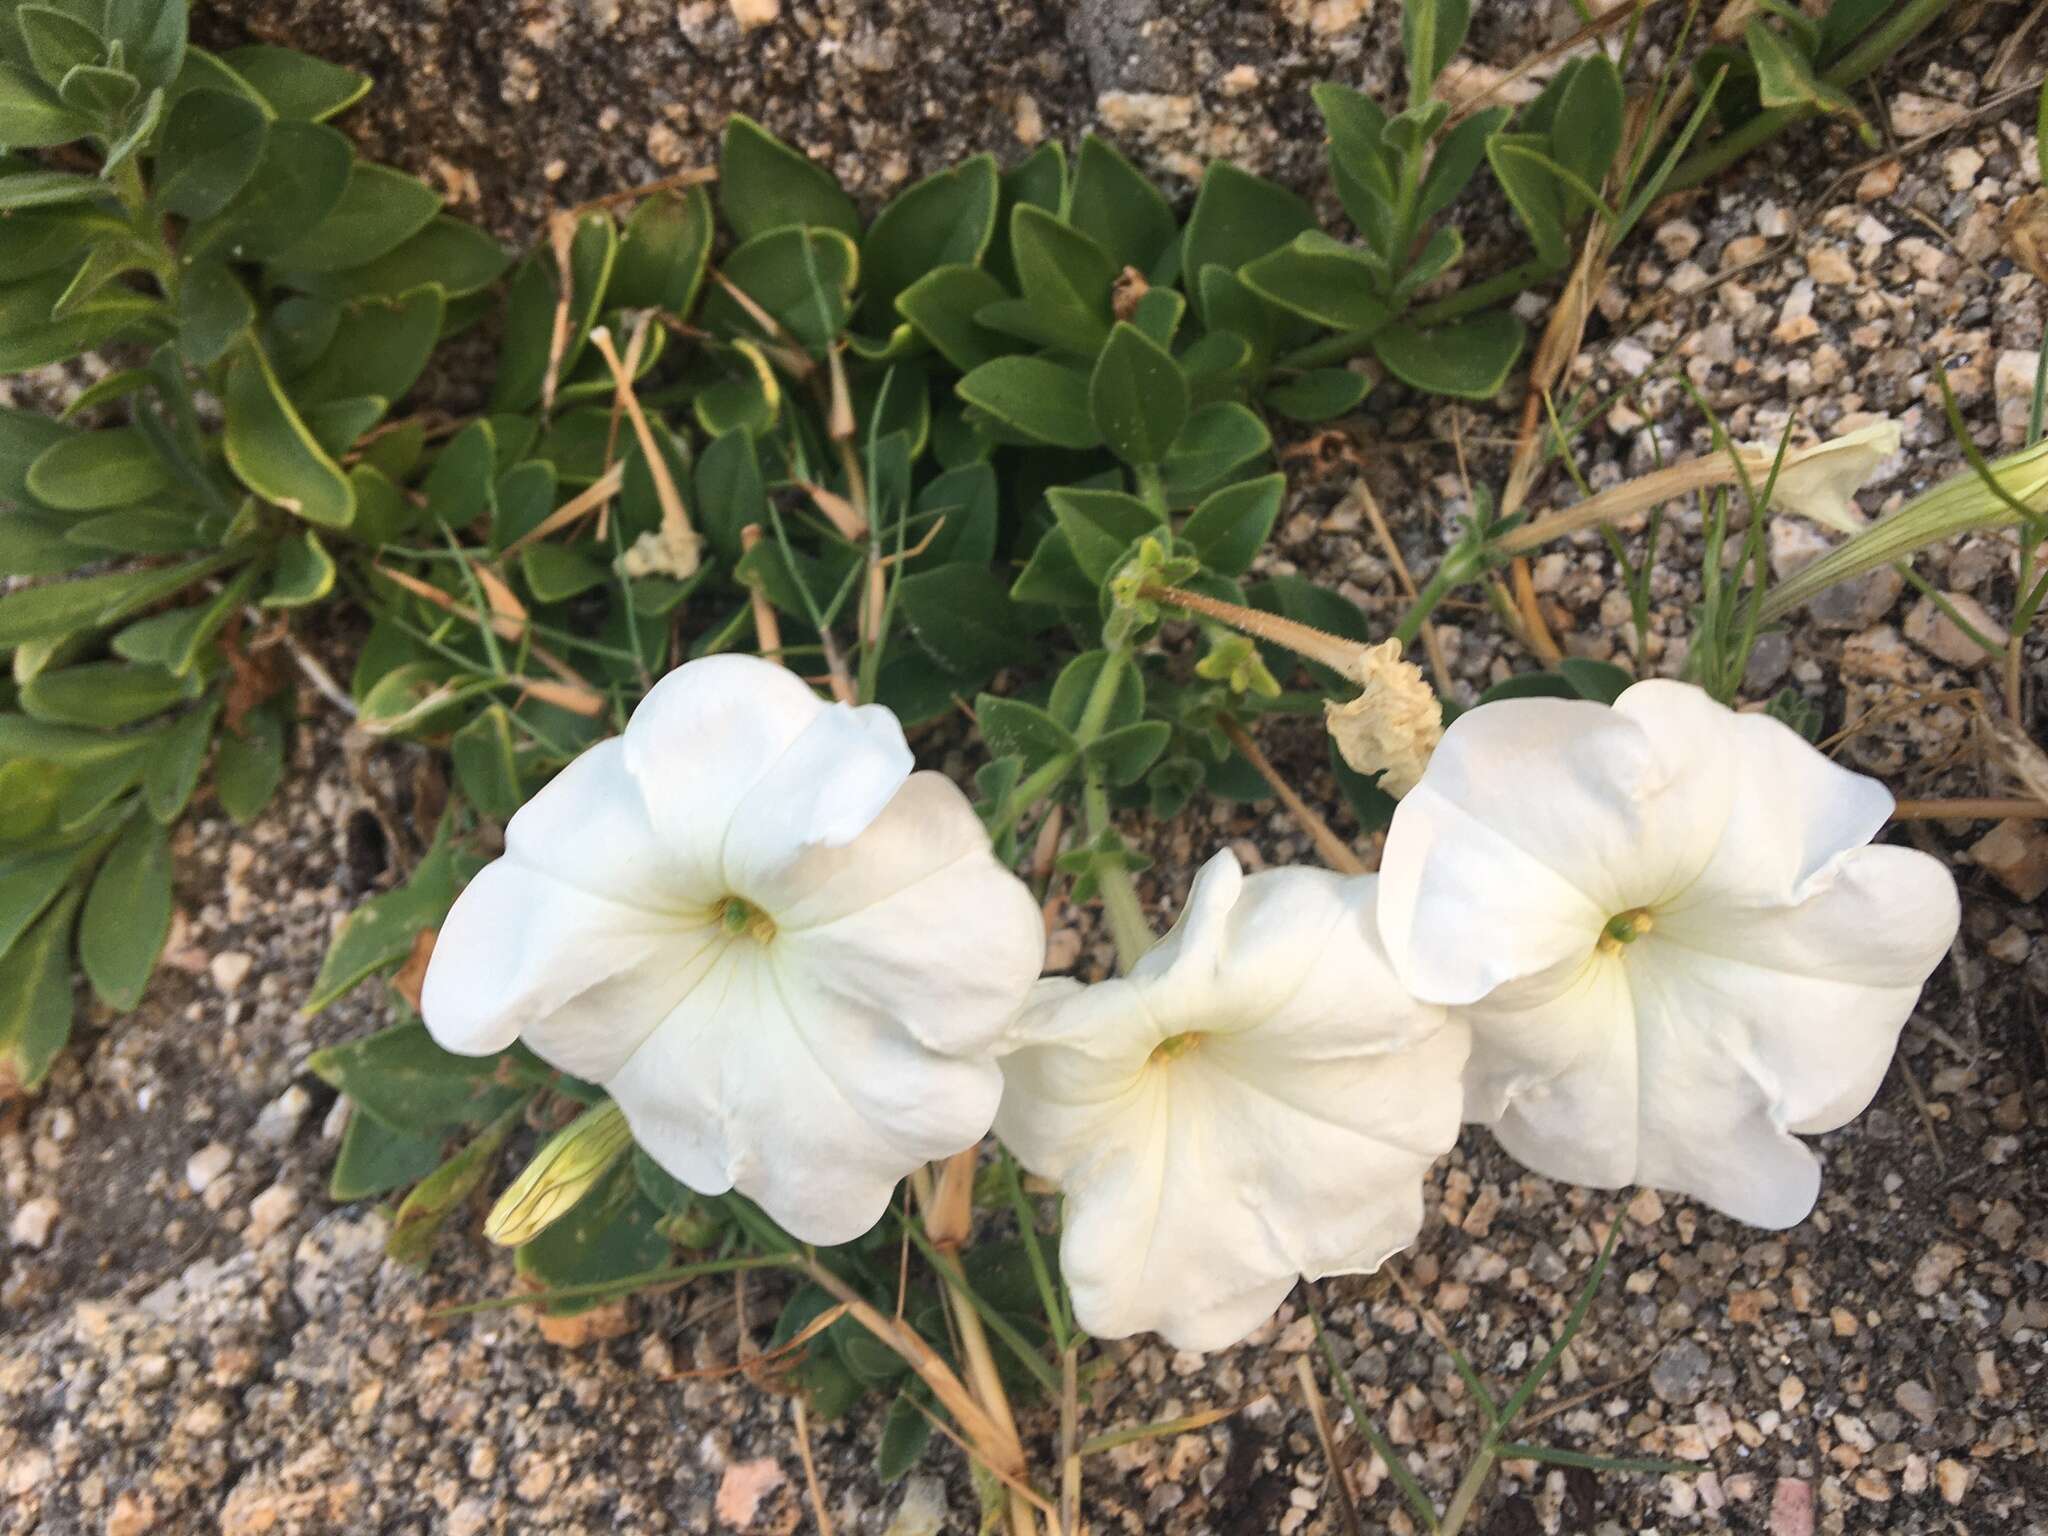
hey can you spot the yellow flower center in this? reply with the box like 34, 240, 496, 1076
1598, 906, 1656, 954
716, 895, 778, 944
1149, 1032, 1203, 1066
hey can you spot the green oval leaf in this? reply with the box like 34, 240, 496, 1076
1067, 133, 1177, 276
861, 154, 999, 326
956, 355, 1100, 449
221, 43, 368, 121
1089, 321, 1187, 467
79, 811, 173, 1012
266, 162, 441, 273
718, 113, 859, 243
1182, 472, 1285, 577
222, 341, 355, 527
0, 883, 81, 1096
25, 425, 173, 510
1370, 310, 1526, 401
609, 184, 713, 314
188, 117, 352, 261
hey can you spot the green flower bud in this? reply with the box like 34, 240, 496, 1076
484, 1100, 633, 1248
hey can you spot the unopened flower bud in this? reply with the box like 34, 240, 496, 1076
484, 1100, 633, 1247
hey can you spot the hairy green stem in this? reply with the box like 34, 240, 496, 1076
1392, 555, 1473, 646
983, 646, 1130, 845
984, 751, 1080, 842
1084, 774, 1152, 973
1073, 646, 1130, 741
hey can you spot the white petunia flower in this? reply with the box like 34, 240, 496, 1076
995, 851, 1468, 1353
1377, 679, 1958, 1229
421, 654, 1046, 1246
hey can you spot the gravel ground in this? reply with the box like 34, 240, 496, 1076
4, 2, 2047, 1533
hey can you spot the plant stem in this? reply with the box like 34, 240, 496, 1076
1074, 646, 1130, 741
985, 751, 1080, 842
1275, 259, 1564, 374
1666, 0, 1954, 191
1408, 258, 1563, 329
1084, 773, 1152, 972
1437, 1444, 1498, 1536
1218, 717, 1366, 875
1392, 557, 1471, 646
1825, 0, 1953, 86
1134, 462, 1169, 520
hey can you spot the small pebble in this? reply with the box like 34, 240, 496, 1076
9, 1196, 58, 1250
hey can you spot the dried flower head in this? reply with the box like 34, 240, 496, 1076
1323, 637, 1443, 797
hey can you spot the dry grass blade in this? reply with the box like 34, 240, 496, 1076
708, 269, 813, 378
796, 1259, 1013, 1460
657, 1301, 850, 1383
1499, 453, 1750, 554
797, 480, 867, 541
791, 1398, 839, 1536
516, 677, 608, 718
1059, 1347, 1081, 1536
1075, 1402, 1241, 1457
901, 1395, 1059, 1520
1218, 718, 1368, 875
740, 523, 783, 658
374, 564, 599, 708
1294, 1357, 1367, 1536
590, 325, 704, 577
470, 561, 529, 642
565, 164, 716, 219
1509, 557, 1564, 663
914, 1148, 1038, 1536
542, 211, 579, 417
826, 343, 857, 444
1890, 797, 2048, 822
858, 559, 887, 649
497, 461, 627, 559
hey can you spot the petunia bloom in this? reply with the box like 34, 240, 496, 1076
421, 654, 1046, 1246
995, 851, 1468, 1352
1377, 680, 1958, 1229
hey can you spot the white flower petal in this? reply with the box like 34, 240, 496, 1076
1617, 681, 1893, 908
775, 772, 1045, 1057
420, 654, 1046, 1245
610, 951, 1003, 1245
1655, 843, 1958, 1134
1040, 1022, 1469, 1352
1395, 678, 1957, 1228
496, 737, 692, 909
997, 856, 1464, 1352
1466, 953, 1642, 1188
723, 700, 915, 898
420, 855, 721, 1080
1620, 945, 1827, 1228
1130, 846, 1246, 987
1378, 693, 1715, 1004
1751, 420, 1901, 533
620, 654, 830, 890
992, 978, 1153, 1179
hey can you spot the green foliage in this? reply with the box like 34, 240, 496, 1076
2, 0, 1958, 1471
0, 10, 513, 1070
